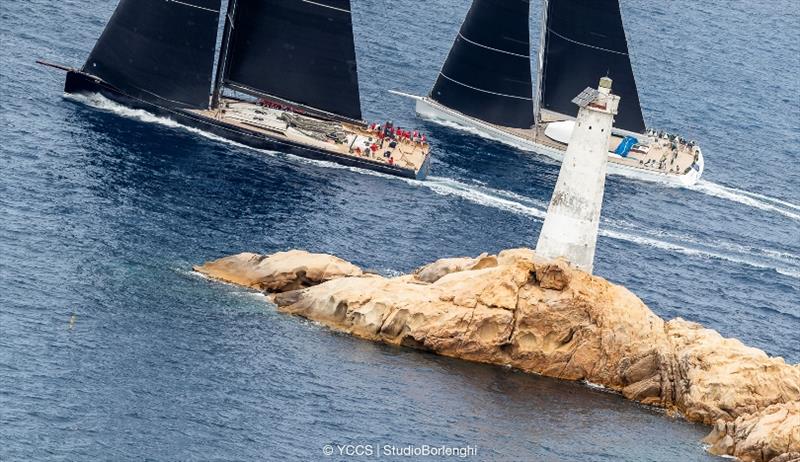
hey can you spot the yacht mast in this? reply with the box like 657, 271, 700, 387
211, 0, 237, 109
533, 0, 548, 128
535, 0, 645, 133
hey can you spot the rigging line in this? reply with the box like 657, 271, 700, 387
458, 32, 529, 58
136, 86, 203, 108
84, 71, 204, 108
437, 73, 532, 101
547, 28, 628, 56
165, 0, 220, 13
301, 0, 350, 13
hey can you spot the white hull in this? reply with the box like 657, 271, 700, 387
411, 95, 704, 187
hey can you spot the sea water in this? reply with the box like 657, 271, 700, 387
1, 0, 798, 460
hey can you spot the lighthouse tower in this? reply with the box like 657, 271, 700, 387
535, 77, 620, 274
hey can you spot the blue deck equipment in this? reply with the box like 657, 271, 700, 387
615, 136, 638, 157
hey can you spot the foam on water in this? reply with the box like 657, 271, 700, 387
600, 229, 800, 279
582, 380, 613, 392
415, 180, 800, 279
181, 268, 272, 300
70, 93, 800, 281
737, 188, 800, 211
421, 176, 548, 219
689, 180, 800, 221
188, 270, 210, 280
66, 93, 262, 152
420, 99, 800, 222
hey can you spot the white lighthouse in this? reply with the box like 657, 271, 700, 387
535, 77, 620, 274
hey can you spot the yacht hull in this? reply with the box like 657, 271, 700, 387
64, 70, 431, 180
413, 96, 702, 186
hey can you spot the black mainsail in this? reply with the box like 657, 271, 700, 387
429, 0, 534, 129
83, 0, 221, 108
538, 0, 645, 134
221, 0, 363, 121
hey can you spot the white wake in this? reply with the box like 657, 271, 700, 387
689, 180, 800, 221
419, 108, 800, 221
407, 178, 800, 279
67, 93, 800, 280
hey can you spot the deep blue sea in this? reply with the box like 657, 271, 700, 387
1, 0, 798, 460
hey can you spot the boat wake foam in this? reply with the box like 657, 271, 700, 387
600, 229, 800, 279
65, 92, 254, 150
415, 178, 800, 279
419, 103, 800, 222
688, 180, 800, 221
422, 176, 547, 219
429, 180, 799, 279
68, 93, 800, 280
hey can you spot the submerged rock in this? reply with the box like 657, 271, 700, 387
195, 248, 799, 461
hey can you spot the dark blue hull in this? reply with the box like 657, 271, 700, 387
64, 70, 431, 180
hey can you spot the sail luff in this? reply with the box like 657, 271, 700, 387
533, 0, 549, 127
211, 0, 237, 108
83, 0, 222, 109
539, 0, 646, 133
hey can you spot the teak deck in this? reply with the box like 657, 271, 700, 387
188, 99, 430, 174
505, 110, 701, 175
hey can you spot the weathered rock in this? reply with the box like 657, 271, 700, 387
193, 250, 362, 292
704, 402, 800, 461
771, 453, 800, 462
664, 319, 800, 425
414, 252, 497, 283
534, 259, 572, 290
196, 248, 800, 461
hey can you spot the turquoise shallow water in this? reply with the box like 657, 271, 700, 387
1, 0, 798, 460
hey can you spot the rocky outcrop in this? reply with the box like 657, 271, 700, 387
664, 319, 800, 426
413, 252, 498, 283
193, 250, 362, 292
704, 402, 800, 462
195, 248, 800, 461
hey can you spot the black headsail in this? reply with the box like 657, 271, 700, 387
83, 0, 221, 109
430, 0, 534, 129
538, 0, 645, 134
222, 0, 363, 122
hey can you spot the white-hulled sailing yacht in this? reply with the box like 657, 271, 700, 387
395, 0, 703, 186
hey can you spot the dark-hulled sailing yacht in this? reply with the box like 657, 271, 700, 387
395, 0, 702, 186
39, 0, 432, 180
